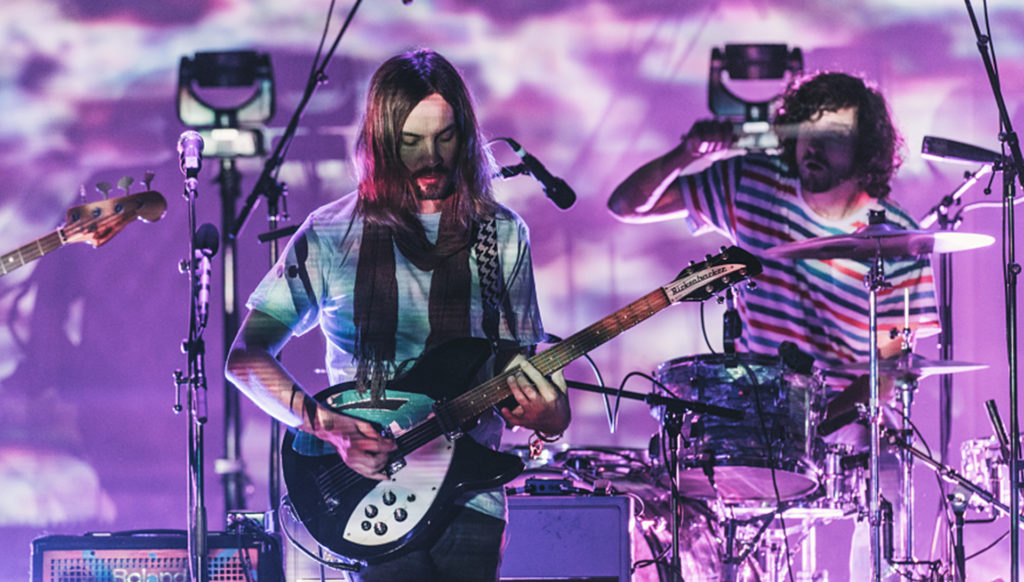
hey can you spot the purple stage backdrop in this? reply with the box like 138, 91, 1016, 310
2, 1, 1023, 579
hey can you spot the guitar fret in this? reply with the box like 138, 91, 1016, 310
1, 231, 64, 278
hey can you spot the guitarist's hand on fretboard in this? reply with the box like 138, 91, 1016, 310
499, 355, 570, 436
312, 407, 397, 480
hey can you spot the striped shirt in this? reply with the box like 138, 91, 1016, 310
681, 154, 938, 389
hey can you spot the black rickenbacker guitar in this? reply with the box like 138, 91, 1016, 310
281, 246, 762, 564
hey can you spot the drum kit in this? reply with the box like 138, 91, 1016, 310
505, 216, 1024, 581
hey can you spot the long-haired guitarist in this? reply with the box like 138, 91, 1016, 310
226, 48, 570, 582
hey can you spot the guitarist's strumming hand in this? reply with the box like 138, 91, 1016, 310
499, 355, 571, 436
226, 309, 399, 480
310, 407, 397, 481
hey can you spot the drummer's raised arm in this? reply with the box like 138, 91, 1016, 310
608, 119, 733, 223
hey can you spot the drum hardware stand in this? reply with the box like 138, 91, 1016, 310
563, 379, 743, 580
880, 425, 1024, 580
892, 326, 919, 567
863, 222, 892, 582
719, 508, 783, 581
949, 484, 970, 582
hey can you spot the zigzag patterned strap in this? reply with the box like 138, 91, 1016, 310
473, 218, 517, 351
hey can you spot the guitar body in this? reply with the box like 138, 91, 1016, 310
281, 337, 525, 564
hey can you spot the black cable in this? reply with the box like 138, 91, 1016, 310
699, 299, 717, 353
738, 361, 797, 582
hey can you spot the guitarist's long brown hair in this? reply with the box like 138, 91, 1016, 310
354, 48, 501, 233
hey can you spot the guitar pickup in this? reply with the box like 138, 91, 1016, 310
379, 427, 407, 477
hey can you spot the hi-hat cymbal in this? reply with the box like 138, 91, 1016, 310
829, 353, 987, 379
765, 222, 994, 260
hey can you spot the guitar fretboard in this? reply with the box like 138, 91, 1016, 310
444, 286, 671, 426
0, 230, 64, 276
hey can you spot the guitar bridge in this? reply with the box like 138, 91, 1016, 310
385, 456, 407, 476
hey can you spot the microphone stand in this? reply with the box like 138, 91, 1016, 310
919, 169, 979, 569
174, 159, 211, 582
563, 379, 744, 580
963, 3, 1024, 580
228, 0, 364, 518
215, 156, 247, 516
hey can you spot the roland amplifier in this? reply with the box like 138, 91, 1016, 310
31, 530, 283, 582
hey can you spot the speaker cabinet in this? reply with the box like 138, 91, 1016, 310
31, 531, 283, 582
499, 495, 634, 582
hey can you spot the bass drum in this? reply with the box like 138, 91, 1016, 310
502, 445, 721, 582
654, 353, 824, 503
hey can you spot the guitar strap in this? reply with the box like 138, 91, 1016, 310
473, 217, 518, 354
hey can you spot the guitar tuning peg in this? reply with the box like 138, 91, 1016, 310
705, 254, 713, 261
715, 295, 726, 305
746, 281, 758, 290
142, 171, 155, 191
95, 181, 113, 199
117, 176, 134, 193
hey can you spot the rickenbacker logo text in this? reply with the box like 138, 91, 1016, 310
662, 263, 740, 302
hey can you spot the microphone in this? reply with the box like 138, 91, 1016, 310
178, 130, 205, 176
922, 135, 1004, 165
193, 222, 219, 323
778, 340, 815, 375
985, 399, 1012, 464
504, 138, 576, 210
722, 288, 741, 354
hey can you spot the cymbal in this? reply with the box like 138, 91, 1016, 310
765, 222, 994, 260
829, 353, 987, 379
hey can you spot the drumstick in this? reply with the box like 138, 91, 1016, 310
904, 288, 909, 331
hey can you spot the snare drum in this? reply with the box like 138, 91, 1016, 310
654, 353, 824, 502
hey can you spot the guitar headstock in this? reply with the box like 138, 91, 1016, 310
662, 246, 762, 303
63, 190, 168, 247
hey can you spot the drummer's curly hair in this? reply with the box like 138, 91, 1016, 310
774, 72, 904, 199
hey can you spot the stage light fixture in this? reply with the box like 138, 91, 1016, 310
708, 44, 803, 122
176, 50, 275, 158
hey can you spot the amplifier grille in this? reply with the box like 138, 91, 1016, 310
32, 532, 282, 582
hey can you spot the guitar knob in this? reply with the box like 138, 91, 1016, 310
373, 522, 388, 536
394, 508, 408, 522
361, 521, 372, 531
406, 493, 417, 503
364, 504, 379, 518
382, 490, 397, 506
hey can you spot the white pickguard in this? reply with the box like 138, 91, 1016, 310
342, 436, 456, 546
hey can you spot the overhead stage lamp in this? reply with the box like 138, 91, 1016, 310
708, 44, 803, 152
177, 50, 276, 158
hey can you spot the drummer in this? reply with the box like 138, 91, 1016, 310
607, 70, 938, 414
607, 70, 938, 579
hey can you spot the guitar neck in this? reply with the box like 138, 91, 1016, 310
441, 287, 670, 425
0, 230, 64, 277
